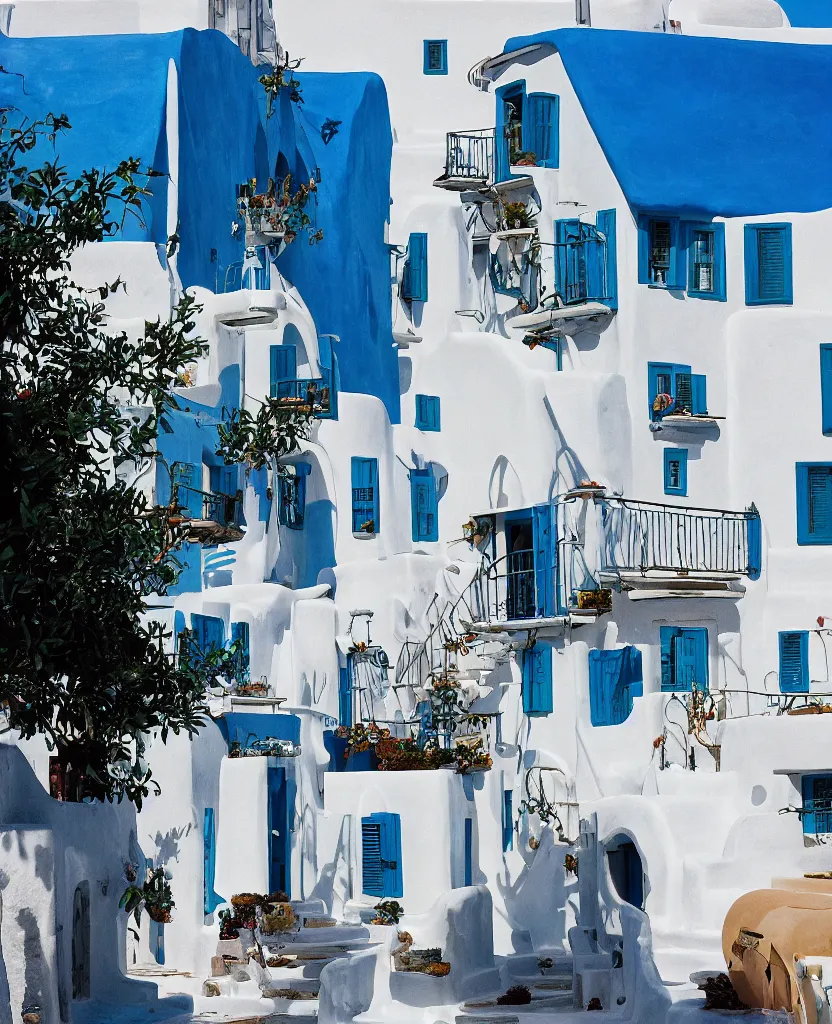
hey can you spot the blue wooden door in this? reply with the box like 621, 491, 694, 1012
532, 503, 555, 617
270, 345, 297, 397
268, 766, 292, 895
464, 818, 473, 886
173, 462, 203, 518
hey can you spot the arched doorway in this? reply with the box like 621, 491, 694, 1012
605, 834, 644, 910
71, 883, 90, 1000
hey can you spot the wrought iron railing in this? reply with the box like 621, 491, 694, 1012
553, 236, 608, 305
600, 499, 760, 576
442, 129, 495, 182
174, 483, 243, 528
802, 797, 832, 834
222, 244, 272, 292
273, 378, 331, 416
471, 550, 539, 624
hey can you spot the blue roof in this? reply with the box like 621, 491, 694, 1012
502, 28, 832, 217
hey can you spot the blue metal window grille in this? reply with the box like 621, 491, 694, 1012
423, 39, 447, 75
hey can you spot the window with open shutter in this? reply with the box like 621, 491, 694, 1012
278, 464, 310, 530
522, 644, 553, 716
351, 457, 379, 535
524, 93, 559, 168
779, 631, 809, 693
664, 448, 688, 496
402, 233, 428, 303
660, 626, 708, 692
744, 223, 792, 305
415, 394, 440, 431
361, 813, 402, 897
423, 39, 447, 75
802, 775, 832, 835
270, 345, 297, 397
588, 647, 640, 726
410, 468, 438, 542
191, 613, 225, 654
686, 223, 726, 301
638, 215, 683, 288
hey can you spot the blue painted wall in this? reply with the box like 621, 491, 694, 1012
778, 0, 832, 26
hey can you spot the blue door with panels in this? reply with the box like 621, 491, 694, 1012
660, 626, 708, 691
779, 630, 809, 692
532, 503, 556, 617
588, 646, 643, 726
410, 468, 438, 541
361, 812, 403, 898
191, 613, 225, 654
464, 818, 473, 886
522, 644, 553, 716
268, 766, 295, 895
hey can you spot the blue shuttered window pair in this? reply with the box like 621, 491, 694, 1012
660, 626, 708, 692
191, 613, 225, 653
638, 216, 725, 299
402, 233, 428, 303
495, 82, 559, 180
270, 344, 297, 397
744, 223, 792, 305
801, 774, 832, 835
415, 394, 440, 431
502, 791, 513, 852
203, 808, 224, 915
588, 646, 643, 727
796, 463, 832, 544
423, 39, 447, 75
351, 457, 379, 535
663, 448, 688, 496
278, 463, 311, 530
648, 362, 707, 419
638, 216, 684, 289
522, 644, 553, 716
361, 812, 403, 897
410, 468, 438, 542
779, 631, 809, 693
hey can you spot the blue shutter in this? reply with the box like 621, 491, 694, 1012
351, 457, 379, 534
638, 216, 682, 288
779, 631, 809, 693
339, 662, 352, 727
583, 223, 606, 302
555, 219, 582, 303
663, 448, 688, 496
415, 394, 440, 431
524, 93, 559, 168
495, 83, 524, 183
692, 375, 708, 415
522, 645, 553, 716
231, 621, 250, 678
361, 819, 384, 896
203, 808, 224, 915
660, 627, 708, 692
410, 468, 438, 542
174, 610, 186, 643
802, 776, 832, 835
173, 462, 203, 518
808, 465, 832, 541
502, 791, 513, 852
532, 503, 556, 617
423, 39, 447, 74
270, 345, 297, 397
597, 209, 617, 310
588, 649, 636, 727
625, 646, 644, 698
464, 818, 473, 886
362, 813, 402, 898
317, 335, 338, 421
821, 346, 832, 435
745, 224, 792, 305
191, 614, 225, 653
403, 233, 428, 303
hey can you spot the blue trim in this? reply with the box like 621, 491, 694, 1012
637, 214, 683, 288
402, 233, 428, 303
796, 462, 832, 544
522, 644, 553, 716
660, 626, 708, 692
744, 223, 793, 305
588, 647, 641, 726
423, 39, 448, 75
686, 221, 726, 301
361, 812, 403, 897
779, 630, 809, 693
203, 808, 224, 915
502, 791, 513, 852
464, 818, 473, 886
821, 345, 832, 435
351, 457, 379, 535
410, 468, 438, 542
495, 80, 526, 183
524, 92, 559, 169
415, 394, 440, 431
339, 662, 352, 727
663, 448, 688, 496
597, 209, 618, 310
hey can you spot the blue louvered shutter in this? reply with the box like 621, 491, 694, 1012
410, 468, 438, 542
173, 462, 203, 518
270, 345, 297, 397
522, 645, 553, 716
362, 813, 402, 897
524, 93, 559, 168
361, 817, 383, 896
779, 631, 809, 693
582, 223, 605, 302
809, 466, 832, 540
231, 621, 250, 678
555, 219, 583, 304
588, 649, 634, 726
403, 233, 428, 303
747, 506, 761, 579
317, 335, 338, 420
203, 808, 224, 915
692, 375, 708, 415
464, 819, 473, 886
192, 613, 225, 653
758, 227, 789, 302
502, 791, 513, 851
351, 457, 379, 534
597, 209, 617, 310
339, 662, 352, 727
532, 503, 556, 617
821, 346, 832, 435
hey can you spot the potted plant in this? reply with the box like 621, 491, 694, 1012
371, 899, 404, 925
513, 151, 538, 167
119, 866, 175, 924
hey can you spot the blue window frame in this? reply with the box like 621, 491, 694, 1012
191, 613, 225, 654
278, 463, 310, 530
744, 223, 792, 305
522, 644, 553, 716
172, 462, 203, 518
647, 362, 707, 419
779, 630, 809, 693
802, 774, 832, 835
351, 457, 379, 535
638, 215, 684, 288
361, 812, 403, 897
495, 81, 525, 183
660, 626, 708, 692
402, 232, 428, 303
588, 646, 643, 727
203, 808, 224, 915
410, 468, 438, 542
663, 448, 688, 496
821, 345, 832, 435
317, 334, 339, 421
686, 222, 726, 301
270, 345, 297, 397
464, 818, 473, 886
423, 39, 447, 75
597, 209, 618, 310
415, 394, 440, 431
796, 463, 832, 544
502, 791, 513, 852
525, 92, 559, 168
555, 219, 607, 305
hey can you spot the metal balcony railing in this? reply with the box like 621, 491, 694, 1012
553, 235, 608, 305
802, 797, 832, 835
222, 244, 272, 292
600, 499, 760, 577
273, 378, 331, 416
441, 129, 495, 183
172, 483, 243, 542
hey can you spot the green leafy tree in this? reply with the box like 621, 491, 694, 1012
0, 111, 235, 805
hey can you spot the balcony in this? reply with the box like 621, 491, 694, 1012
599, 498, 761, 598
273, 378, 331, 417
172, 483, 244, 544
433, 129, 495, 191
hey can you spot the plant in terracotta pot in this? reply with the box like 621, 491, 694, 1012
371, 899, 404, 925
513, 151, 538, 167
119, 866, 175, 925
